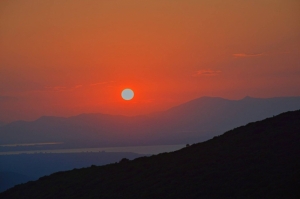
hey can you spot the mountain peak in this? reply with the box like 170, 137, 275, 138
242, 95, 254, 100
0, 121, 6, 127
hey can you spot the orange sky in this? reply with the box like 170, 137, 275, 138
0, 0, 300, 122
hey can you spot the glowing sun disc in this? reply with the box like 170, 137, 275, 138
121, 89, 134, 100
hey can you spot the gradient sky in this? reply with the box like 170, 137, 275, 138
0, 0, 299, 122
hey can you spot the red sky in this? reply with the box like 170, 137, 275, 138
0, 0, 300, 122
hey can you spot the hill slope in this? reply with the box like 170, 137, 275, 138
1, 96, 300, 149
1, 110, 300, 198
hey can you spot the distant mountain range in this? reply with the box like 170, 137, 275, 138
1, 110, 299, 198
1, 96, 300, 149
0, 122, 5, 127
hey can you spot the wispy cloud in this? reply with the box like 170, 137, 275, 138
44, 85, 83, 92
233, 53, 264, 58
45, 86, 68, 92
194, 70, 222, 76
74, 85, 83, 89
90, 81, 114, 86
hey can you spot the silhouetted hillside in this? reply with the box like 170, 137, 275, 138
1, 96, 300, 149
1, 110, 299, 198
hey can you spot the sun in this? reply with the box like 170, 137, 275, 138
121, 89, 134, 100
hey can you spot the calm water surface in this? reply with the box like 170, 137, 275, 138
0, 144, 185, 155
